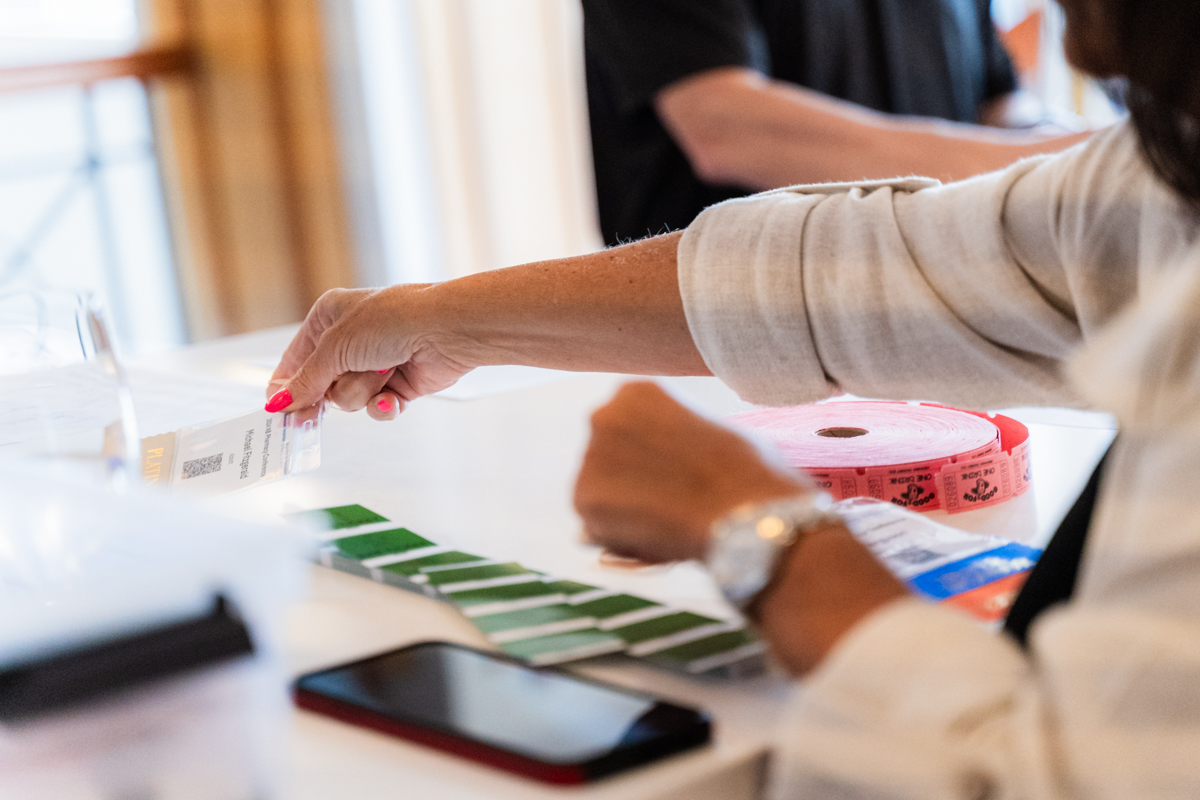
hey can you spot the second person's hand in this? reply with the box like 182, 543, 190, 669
574, 381, 811, 563
574, 381, 912, 675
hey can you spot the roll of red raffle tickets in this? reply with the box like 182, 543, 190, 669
728, 401, 1032, 515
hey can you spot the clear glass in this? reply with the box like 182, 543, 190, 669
0, 287, 140, 487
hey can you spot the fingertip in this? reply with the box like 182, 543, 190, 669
367, 392, 401, 421
265, 387, 293, 413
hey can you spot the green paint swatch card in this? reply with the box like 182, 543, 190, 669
444, 580, 566, 607
295, 504, 765, 676
572, 593, 660, 620
471, 603, 591, 635
333, 527, 434, 560
381, 551, 484, 576
607, 612, 720, 645
499, 629, 626, 665
295, 504, 389, 530
423, 562, 538, 587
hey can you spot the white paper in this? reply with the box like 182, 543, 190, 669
0, 363, 122, 451
836, 498, 1012, 580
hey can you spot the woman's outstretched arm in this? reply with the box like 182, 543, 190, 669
268, 231, 709, 417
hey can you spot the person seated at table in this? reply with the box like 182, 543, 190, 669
266, 0, 1200, 793
583, 0, 1093, 244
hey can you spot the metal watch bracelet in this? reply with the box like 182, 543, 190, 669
705, 492, 837, 611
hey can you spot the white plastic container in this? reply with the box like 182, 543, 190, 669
0, 469, 307, 800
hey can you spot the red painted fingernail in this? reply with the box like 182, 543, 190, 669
377, 397, 392, 412
265, 388, 293, 413
376, 369, 390, 374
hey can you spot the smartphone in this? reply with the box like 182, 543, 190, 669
293, 641, 711, 784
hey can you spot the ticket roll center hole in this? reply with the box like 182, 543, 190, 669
815, 427, 869, 439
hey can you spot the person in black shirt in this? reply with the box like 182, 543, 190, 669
584, 0, 1091, 245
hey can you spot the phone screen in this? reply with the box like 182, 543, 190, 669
295, 642, 706, 769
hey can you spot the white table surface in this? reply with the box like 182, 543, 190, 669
131, 325, 1117, 800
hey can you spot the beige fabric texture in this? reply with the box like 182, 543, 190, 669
678, 122, 1200, 799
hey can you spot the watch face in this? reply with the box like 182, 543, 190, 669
708, 527, 778, 604
707, 495, 831, 607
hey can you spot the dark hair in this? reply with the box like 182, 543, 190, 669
1111, 0, 1200, 207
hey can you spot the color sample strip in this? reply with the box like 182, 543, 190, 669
473, 604, 598, 643
447, 580, 567, 609
289, 505, 765, 675
644, 630, 768, 675
572, 593, 659, 620
381, 551, 483, 576
586, 597, 762, 674
500, 629, 627, 666
423, 562, 540, 590
299, 509, 626, 664
334, 527, 434, 560
302, 504, 389, 530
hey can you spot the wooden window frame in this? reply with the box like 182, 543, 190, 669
0, 0, 359, 341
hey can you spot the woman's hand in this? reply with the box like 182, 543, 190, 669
574, 381, 809, 562
267, 286, 475, 420
574, 381, 910, 675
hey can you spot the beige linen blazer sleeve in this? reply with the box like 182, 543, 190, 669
677, 124, 1153, 410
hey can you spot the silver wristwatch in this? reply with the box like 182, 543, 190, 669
706, 492, 837, 609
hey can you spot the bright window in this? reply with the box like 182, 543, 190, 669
0, 0, 185, 357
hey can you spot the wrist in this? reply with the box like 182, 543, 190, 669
683, 474, 810, 561
756, 525, 910, 675
388, 281, 491, 371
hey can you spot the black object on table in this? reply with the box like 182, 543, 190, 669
1004, 444, 1113, 647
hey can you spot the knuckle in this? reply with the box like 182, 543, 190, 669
589, 404, 615, 430
622, 380, 660, 399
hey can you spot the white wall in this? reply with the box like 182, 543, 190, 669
326, 0, 602, 287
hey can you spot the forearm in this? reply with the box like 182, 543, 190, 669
742, 82, 1092, 185
418, 231, 711, 376
657, 68, 1093, 188
755, 522, 910, 675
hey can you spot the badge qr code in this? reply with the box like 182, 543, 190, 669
892, 546, 941, 565
182, 453, 223, 480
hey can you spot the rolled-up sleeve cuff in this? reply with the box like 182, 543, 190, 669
677, 179, 938, 407
798, 598, 1027, 727
765, 600, 1031, 798
678, 191, 833, 406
